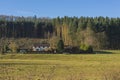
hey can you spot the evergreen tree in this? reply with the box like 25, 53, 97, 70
57, 39, 64, 52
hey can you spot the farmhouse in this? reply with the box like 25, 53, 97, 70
32, 43, 50, 51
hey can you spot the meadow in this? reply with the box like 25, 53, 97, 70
0, 50, 120, 80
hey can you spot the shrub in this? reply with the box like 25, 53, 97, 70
0, 45, 9, 54
80, 44, 93, 53
71, 47, 80, 53
4, 45, 9, 53
9, 42, 19, 53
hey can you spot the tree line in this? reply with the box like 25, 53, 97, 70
0, 15, 120, 49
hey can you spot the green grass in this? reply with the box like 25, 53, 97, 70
0, 50, 120, 80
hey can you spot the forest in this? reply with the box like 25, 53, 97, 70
0, 15, 120, 50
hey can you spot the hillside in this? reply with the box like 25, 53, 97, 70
0, 15, 120, 50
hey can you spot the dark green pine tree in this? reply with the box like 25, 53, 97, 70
57, 39, 64, 53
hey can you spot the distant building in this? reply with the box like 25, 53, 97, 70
18, 46, 29, 53
32, 43, 50, 51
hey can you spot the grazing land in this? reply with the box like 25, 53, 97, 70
0, 50, 120, 80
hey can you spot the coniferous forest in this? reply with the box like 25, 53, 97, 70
0, 15, 120, 50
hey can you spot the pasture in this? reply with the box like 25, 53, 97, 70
0, 50, 120, 80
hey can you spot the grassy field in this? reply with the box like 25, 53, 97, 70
0, 50, 120, 80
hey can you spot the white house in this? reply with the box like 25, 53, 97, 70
32, 43, 50, 51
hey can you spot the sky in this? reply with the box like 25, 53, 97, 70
0, 0, 120, 18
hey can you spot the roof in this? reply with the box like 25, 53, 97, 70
33, 43, 50, 47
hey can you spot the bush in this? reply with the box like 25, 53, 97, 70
80, 44, 93, 53
9, 42, 19, 53
4, 45, 9, 53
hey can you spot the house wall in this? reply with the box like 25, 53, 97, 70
33, 46, 49, 51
